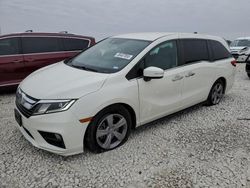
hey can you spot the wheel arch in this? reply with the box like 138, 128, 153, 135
83, 102, 137, 147
216, 77, 227, 93
92, 102, 137, 129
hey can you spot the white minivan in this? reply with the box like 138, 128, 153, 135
14, 33, 236, 156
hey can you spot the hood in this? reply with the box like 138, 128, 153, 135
20, 62, 109, 99
230, 46, 248, 53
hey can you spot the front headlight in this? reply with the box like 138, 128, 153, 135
240, 47, 249, 54
32, 99, 76, 115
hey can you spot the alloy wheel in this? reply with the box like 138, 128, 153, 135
96, 114, 128, 150
211, 82, 224, 104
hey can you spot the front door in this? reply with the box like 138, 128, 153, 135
137, 40, 183, 124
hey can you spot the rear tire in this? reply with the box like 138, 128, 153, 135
206, 80, 225, 106
248, 73, 250, 78
84, 105, 132, 153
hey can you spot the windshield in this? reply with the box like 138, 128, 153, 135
230, 39, 250, 47
65, 38, 151, 73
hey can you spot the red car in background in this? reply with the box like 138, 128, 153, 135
0, 32, 95, 88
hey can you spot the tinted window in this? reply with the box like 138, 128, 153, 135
182, 39, 209, 64
22, 37, 60, 54
62, 38, 89, 51
210, 40, 231, 60
0, 37, 20, 55
144, 41, 178, 70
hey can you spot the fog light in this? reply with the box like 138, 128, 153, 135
55, 133, 62, 141
38, 131, 65, 149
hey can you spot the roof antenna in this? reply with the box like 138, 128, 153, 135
59, 31, 68, 34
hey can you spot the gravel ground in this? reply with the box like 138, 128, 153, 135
0, 64, 250, 188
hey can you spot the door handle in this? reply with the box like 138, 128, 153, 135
172, 75, 184, 82
12, 59, 22, 63
26, 58, 34, 62
185, 72, 195, 77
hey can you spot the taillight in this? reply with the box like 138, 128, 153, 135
231, 60, 237, 67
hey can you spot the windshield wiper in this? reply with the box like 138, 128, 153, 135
72, 65, 99, 72
64, 58, 73, 64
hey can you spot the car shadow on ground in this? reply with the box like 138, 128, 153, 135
0, 86, 17, 95
133, 103, 204, 134
65, 102, 207, 160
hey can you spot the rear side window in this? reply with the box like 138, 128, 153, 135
22, 37, 61, 54
210, 40, 231, 60
62, 38, 89, 51
181, 39, 209, 64
0, 37, 20, 55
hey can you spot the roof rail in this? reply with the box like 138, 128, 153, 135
25, 30, 33, 32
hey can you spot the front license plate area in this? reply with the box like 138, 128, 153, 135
14, 109, 22, 127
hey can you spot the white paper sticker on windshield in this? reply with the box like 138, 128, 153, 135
114, 53, 133, 60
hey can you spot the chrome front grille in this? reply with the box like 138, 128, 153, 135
16, 88, 38, 118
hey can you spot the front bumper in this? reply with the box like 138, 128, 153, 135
14, 106, 89, 156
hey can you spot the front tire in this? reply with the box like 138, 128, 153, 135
248, 73, 250, 78
85, 105, 132, 153
206, 80, 225, 106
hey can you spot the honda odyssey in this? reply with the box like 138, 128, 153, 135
14, 33, 236, 156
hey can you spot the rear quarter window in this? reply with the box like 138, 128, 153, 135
209, 40, 231, 61
181, 39, 209, 64
62, 38, 89, 51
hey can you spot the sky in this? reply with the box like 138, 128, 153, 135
0, 0, 250, 41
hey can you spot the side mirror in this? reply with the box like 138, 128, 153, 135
143, 66, 164, 81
